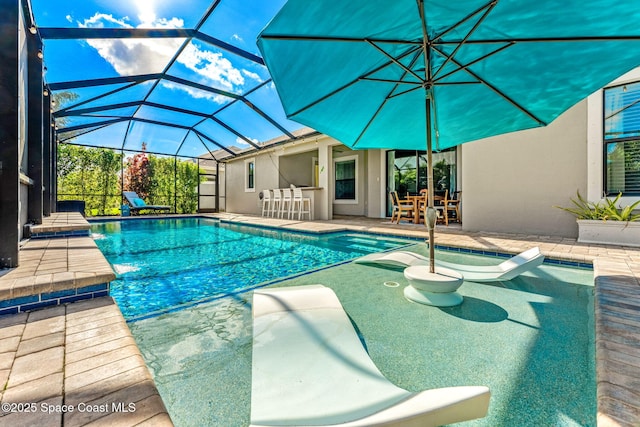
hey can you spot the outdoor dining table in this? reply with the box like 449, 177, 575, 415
405, 194, 444, 224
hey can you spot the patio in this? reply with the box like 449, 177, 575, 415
0, 212, 638, 425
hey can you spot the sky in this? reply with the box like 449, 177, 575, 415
32, 0, 305, 158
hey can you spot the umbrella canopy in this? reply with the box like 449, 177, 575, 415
257, 0, 640, 271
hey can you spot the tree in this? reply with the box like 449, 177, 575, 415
57, 145, 122, 215
123, 143, 151, 199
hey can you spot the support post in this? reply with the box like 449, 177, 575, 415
215, 161, 219, 213
51, 128, 57, 212
27, 29, 43, 224
0, 0, 20, 268
43, 89, 51, 216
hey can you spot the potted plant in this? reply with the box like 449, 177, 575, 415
556, 191, 640, 246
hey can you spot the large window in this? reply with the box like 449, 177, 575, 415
334, 156, 357, 201
604, 82, 640, 195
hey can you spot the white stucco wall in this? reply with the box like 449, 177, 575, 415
461, 101, 588, 237
225, 151, 281, 214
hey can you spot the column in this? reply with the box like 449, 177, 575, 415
0, 0, 20, 268
27, 29, 43, 224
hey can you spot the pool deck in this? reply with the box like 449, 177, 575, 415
0, 213, 172, 426
0, 212, 638, 426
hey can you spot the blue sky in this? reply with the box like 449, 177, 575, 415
32, 0, 304, 158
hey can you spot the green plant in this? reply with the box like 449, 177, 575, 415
556, 191, 640, 222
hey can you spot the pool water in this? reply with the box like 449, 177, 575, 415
129, 244, 596, 427
91, 218, 412, 319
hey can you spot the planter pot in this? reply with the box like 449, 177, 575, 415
577, 219, 640, 247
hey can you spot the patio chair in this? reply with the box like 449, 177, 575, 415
251, 285, 490, 427
291, 187, 312, 220
355, 247, 545, 282
123, 192, 170, 215
446, 191, 461, 225
390, 191, 413, 224
270, 189, 282, 218
280, 188, 293, 219
260, 190, 272, 217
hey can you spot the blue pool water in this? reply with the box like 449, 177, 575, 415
128, 243, 595, 427
91, 218, 412, 319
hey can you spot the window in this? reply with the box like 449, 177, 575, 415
334, 156, 357, 202
604, 82, 640, 195
245, 158, 255, 192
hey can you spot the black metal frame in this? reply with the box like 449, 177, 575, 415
34, 0, 317, 171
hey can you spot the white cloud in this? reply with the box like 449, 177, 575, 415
79, 10, 253, 102
231, 34, 244, 43
180, 42, 244, 92
65, 15, 73, 23
242, 69, 262, 83
159, 81, 231, 105
236, 136, 258, 147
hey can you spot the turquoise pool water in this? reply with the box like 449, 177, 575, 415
128, 243, 595, 427
91, 218, 412, 319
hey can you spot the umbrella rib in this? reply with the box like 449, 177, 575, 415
387, 86, 423, 99
259, 34, 420, 45
288, 46, 422, 117
433, 42, 514, 84
366, 40, 425, 83
433, 47, 547, 125
352, 50, 425, 148
360, 77, 422, 85
432, 0, 497, 42
432, 1, 498, 80
436, 36, 640, 45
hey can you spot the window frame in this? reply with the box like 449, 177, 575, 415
333, 155, 358, 204
603, 81, 640, 197
244, 158, 256, 192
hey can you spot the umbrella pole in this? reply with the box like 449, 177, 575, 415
425, 96, 436, 274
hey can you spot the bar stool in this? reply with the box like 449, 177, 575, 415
292, 187, 312, 220
280, 188, 293, 219
261, 190, 272, 217
270, 189, 282, 218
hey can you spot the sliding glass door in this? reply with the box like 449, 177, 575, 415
386, 149, 457, 216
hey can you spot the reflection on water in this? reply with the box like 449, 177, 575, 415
129, 244, 595, 427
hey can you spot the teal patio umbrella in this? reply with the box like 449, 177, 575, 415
257, 0, 640, 272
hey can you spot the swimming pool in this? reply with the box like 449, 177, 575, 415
129, 243, 595, 426
91, 218, 413, 319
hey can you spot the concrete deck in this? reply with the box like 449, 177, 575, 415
210, 213, 640, 427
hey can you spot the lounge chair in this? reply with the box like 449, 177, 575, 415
123, 191, 171, 214
355, 247, 545, 282
251, 285, 490, 426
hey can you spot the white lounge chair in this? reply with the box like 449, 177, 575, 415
251, 285, 490, 427
355, 247, 545, 282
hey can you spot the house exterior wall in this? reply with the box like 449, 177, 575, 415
461, 101, 588, 237
332, 148, 367, 216
226, 152, 280, 214
222, 67, 640, 238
